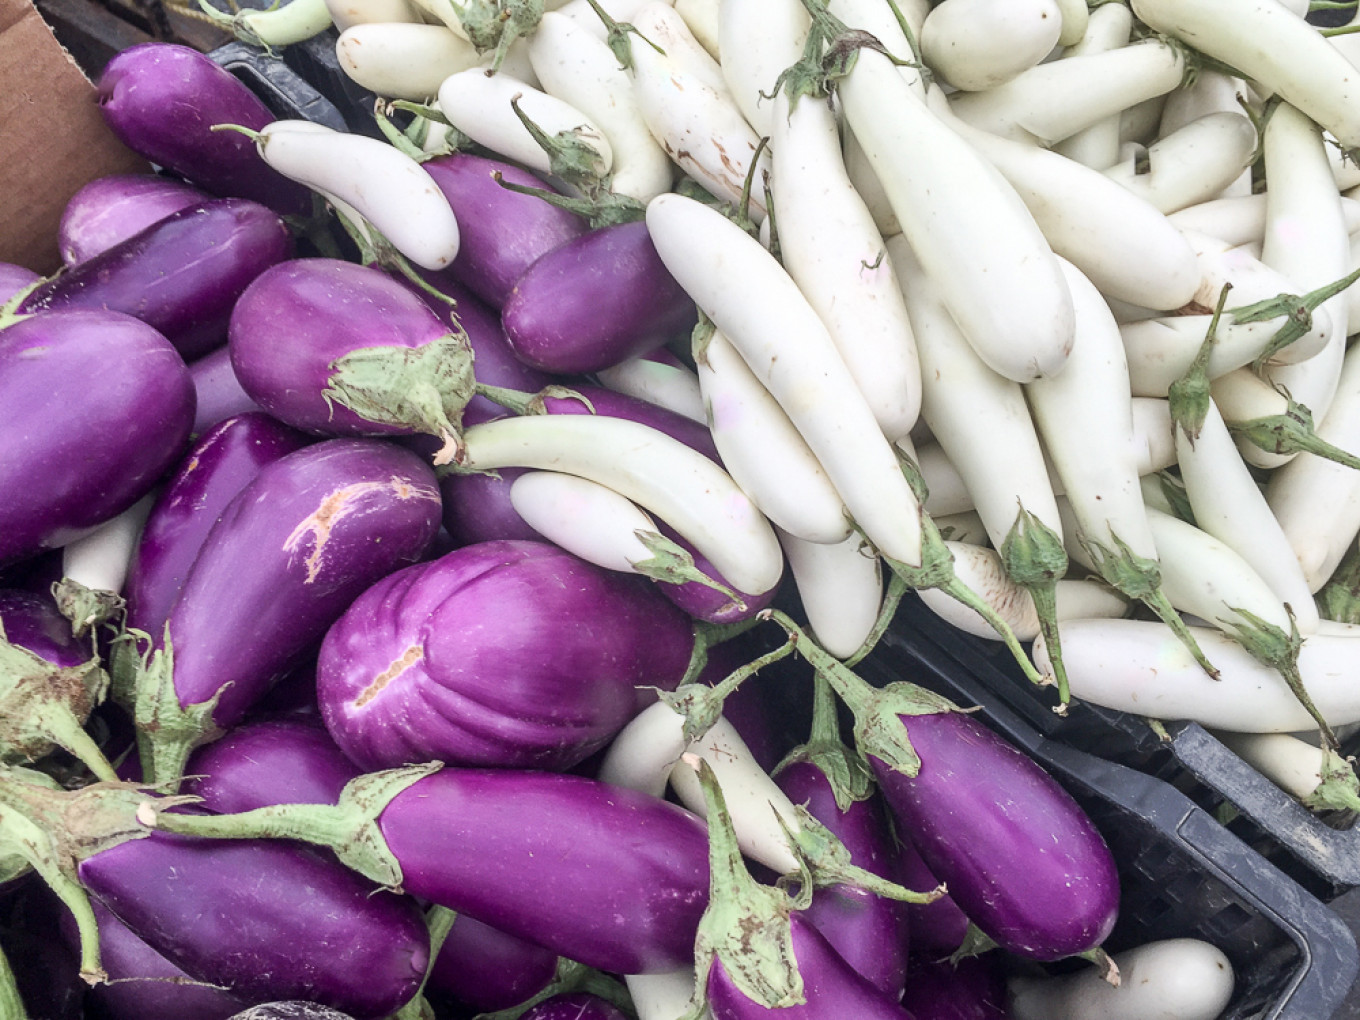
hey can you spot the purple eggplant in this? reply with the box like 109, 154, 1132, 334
79, 824, 428, 1018
776, 762, 911, 1001
230, 259, 476, 462
316, 539, 697, 771
123, 412, 311, 643
59, 898, 246, 1020
0, 263, 39, 304
59, 173, 209, 266
894, 835, 969, 956
96, 43, 313, 217
190, 346, 264, 434
0, 590, 85, 670
869, 710, 1119, 962
520, 993, 631, 1020
18, 198, 294, 360
503, 220, 696, 374
898, 954, 1010, 1020
422, 153, 588, 307
147, 765, 711, 976
139, 439, 441, 786
0, 310, 194, 569
183, 718, 558, 1013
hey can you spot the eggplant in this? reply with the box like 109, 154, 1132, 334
59, 898, 246, 1020
59, 173, 209, 265
123, 412, 311, 643
78, 825, 429, 1018
0, 310, 195, 569
775, 762, 911, 1002
148, 767, 711, 976
97, 43, 314, 217
183, 718, 559, 1013
869, 710, 1119, 962
18, 198, 294, 360
503, 219, 696, 374
422, 153, 588, 307
189, 346, 264, 435
138, 438, 442, 786
520, 993, 631, 1020
894, 835, 970, 956
0, 263, 39, 304
229, 258, 476, 462
898, 954, 1010, 1020
653, 521, 777, 625
315, 539, 697, 771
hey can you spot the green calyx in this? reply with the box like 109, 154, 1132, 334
660, 632, 797, 744
1303, 747, 1360, 815
138, 762, 441, 891
631, 530, 747, 610
324, 331, 476, 467
1000, 504, 1071, 706
0, 629, 115, 783
126, 633, 226, 792
1226, 396, 1360, 471
473, 382, 593, 417
1169, 284, 1230, 447
489, 170, 644, 229
1079, 533, 1220, 681
507, 94, 611, 193
454, 0, 543, 72
582, 0, 662, 71
785, 809, 945, 905
683, 757, 805, 1018
51, 578, 123, 641
1316, 543, 1360, 624
471, 957, 634, 1020
1220, 606, 1338, 749
949, 923, 999, 964
1237, 264, 1360, 370
773, 674, 875, 812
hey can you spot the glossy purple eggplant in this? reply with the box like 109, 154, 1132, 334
124, 413, 311, 642
0, 263, 39, 304
190, 346, 264, 434
59, 173, 209, 266
895, 835, 969, 955
18, 198, 294, 360
898, 954, 1010, 1020
183, 718, 559, 1013
158, 439, 442, 733
870, 711, 1119, 962
316, 539, 696, 771
421, 153, 588, 308
78, 825, 429, 1018
0, 310, 194, 568
503, 220, 696, 374
96, 43, 313, 217
59, 898, 246, 1020
520, 993, 631, 1020
0, 590, 86, 670
230, 259, 474, 460
377, 768, 710, 974
776, 762, 911, 1001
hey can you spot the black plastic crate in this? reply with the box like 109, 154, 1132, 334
846, 614, 1360, 1020
889, 593, 1360, 904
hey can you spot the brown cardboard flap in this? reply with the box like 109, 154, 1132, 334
0, 0, 148, 273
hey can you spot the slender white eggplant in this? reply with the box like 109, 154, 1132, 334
1167, 195, 1360, 248
1211, 730, 1360, 813
696, 327, 851, 545
673, 0, 719, 58
324, 0, 418, 30
597, 354, 707, 425
777, 529, 884, 660
1103, 112, 1258, 214
335, 23, 480, 100
526, 11, 673, 203
56, 493, 156, 636
247, 120, 461, 270
919, 0, 1062, 94
717, 0, 809, 139
772, 88, 922, 440
1051, 1, 1133, 170
208, 0, 334, 48
458, 413, 784, 596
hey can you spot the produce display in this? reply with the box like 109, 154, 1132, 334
6, 0, 1360, 1016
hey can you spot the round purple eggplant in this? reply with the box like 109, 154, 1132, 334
316, 539, 697, 771
18, 198, 294, 360
870, 710, 1120, 962
230, 258, 475, 462
421, 153, 588, 308
377, 768, 710, 974
59, 897, 246, 1020
0, 263, 39, 304
898, 953, 1010, 1020
140, 439, 441, 786
776, 762, 911, 1001
59, 173, 209, 266
96, 43, 313, 217
189, 346, 264, 435
78, 824, 429, 1018
520, 993, 631, 1020
426, 914, 558, 1013
124, 412, 311, 642
0, 310, 195, 569
503, 220, 696, 374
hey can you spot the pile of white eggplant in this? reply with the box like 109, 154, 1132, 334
201, 0, 1360, 850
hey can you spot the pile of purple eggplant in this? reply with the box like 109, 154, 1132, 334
0, 33, 1241, 1020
